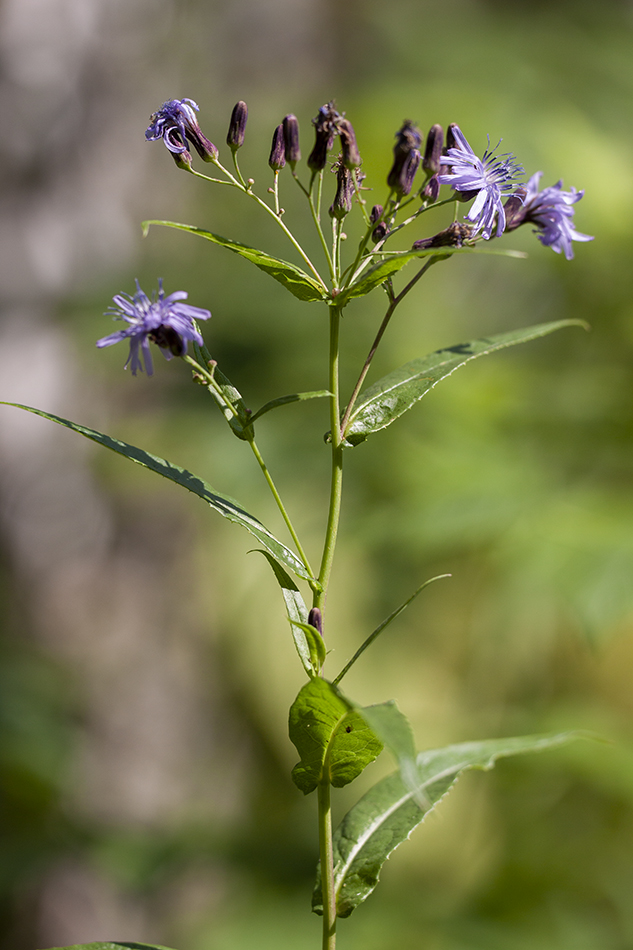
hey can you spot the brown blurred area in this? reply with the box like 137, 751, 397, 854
1, 1, 633, 949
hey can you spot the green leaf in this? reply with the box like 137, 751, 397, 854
354, 701, 421, 805
193, 353, 253, 439
313, 731, 586, 917
334, 574, 451, 685
339, 249, 447, 304
289, 679, 383, 794
291, 621, 328, 674
1, 404, 311, 582
254, 550, 317, 677
249, 390, 332, 425
343, 320, 587, 445
143, 220, 327, 302
42, 943, 176, 950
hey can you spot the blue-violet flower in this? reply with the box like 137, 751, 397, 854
507, 171, 593, 260
97, 281, 211, 376
145, 98, 218, 162
438, 125, 522, 239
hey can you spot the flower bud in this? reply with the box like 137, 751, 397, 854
503, 188, 528, 230
307, 101, 339, 172
387, 120, 422, 194
423, 124, 443, 174
329, 162, 353, 219
283, 114, 301, 167
226, 100, 248, 150
369, 204, 383, 225
269, 123, 286, 170
412, 222, 473, 249
423, 174, 440, 202
307, 607, 323, 635
338, 117, 361, 169
446, 123, 459, 151
400, 148, 421, 196
171, 147, 193, 170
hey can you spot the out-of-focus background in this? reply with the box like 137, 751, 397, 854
0, 0, 632, 948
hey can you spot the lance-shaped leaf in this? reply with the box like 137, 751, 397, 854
313, 732, 586, 917
248, 390, 332, 425
289, 679, 383, 794
143, 220, 327, 302
343, 320, 586, 445
355, 701, 422, 806
255, 550, 320, 677
1, 404, 311, 582
43, 943, 176, 950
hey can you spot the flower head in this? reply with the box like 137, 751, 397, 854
145, 98, 218, 162
506, 171, 593, 260
97, 281, 211, 376
438, 126, 522, 239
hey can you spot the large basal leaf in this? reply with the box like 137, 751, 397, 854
1, 404, 311, 582
343, 320, 586, 445
289, 679, 383, 794
255, 550, 320, 677
312, 732, 584, 917
143, 220, 327, 302
43, 943, 176, 950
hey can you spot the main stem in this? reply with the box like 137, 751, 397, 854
316, 305, 343, 610
318, 781, 337, 950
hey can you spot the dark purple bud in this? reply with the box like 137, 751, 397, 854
369, 204, 383, 224
283, 114, 301, 167
412, 221, 474, 250
329, 162, 354, 219
338, 117, 361, 169
446, 123, 459, 151
503, 188, 528, 230
307, 101, 339, 171
423, 124, 443, 174
227, 100, 248, 150
400, 148, 421, 196
269, 124, 286, 170
307, 607, 323, 635
423, 174, 440, 202
372, 221, 389, 243
387, 120, 422, 194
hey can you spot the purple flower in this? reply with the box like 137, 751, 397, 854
97, 281, 211, 376
145, 98, 218, 162
438, 125, 523, 239
507, 171, 593, 260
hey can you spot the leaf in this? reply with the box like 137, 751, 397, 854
1, 404, 311, 582
254, 550, 318, 677
291, 620, 328, 674
42, 943, 176, 950
354, 701, 421, 806
143, 220, 327, 302
339, 249, 447, 304
289, 679, 383, 794
248, 390, 332, 425
343, 320, 587, 445
334, 574, 451, 684
312, 731, 586, 917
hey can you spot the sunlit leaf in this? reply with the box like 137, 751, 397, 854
249, 390, 332, 425
143, 220, 327, 302
339, 249, 448, 304
0, 404, 311, 582
312, 732, 587, 917
289, 679, 383, 794
344, 320, 587, 444
255, 550, 317, 676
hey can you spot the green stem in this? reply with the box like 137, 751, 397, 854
318, 781, 337, 950
247, 436, 317, 586
316, 305, 343, 609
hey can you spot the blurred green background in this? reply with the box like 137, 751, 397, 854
0, 0, 632, 948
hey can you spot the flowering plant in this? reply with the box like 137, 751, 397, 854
3, 96, 593, 950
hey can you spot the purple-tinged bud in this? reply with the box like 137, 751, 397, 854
423, 174, 440, 202
446, 123, 459, 151
400, 148, 421, 196
372, 221, 389, 243
171, 147, 193, 170
329, 162, 354, 219
269, 124, 286, 170
307, 101, 339, 171
370, 204, 383, 225
283, 114, 301, 167
503, 187, 528, 230
307, 607, 323, 635
145, 98, 218, 162
387, 120, 422, 194
423, 124, 443, 174
412, 221, 473, 250
338, 117, 361, 169
227, 100, 248, 150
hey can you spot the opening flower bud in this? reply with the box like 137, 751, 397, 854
338, 118, 361, 169
227, 100, 248, 151
387, 120, 422, 194
307, 102, 339, 172
423, 124, 443, 174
